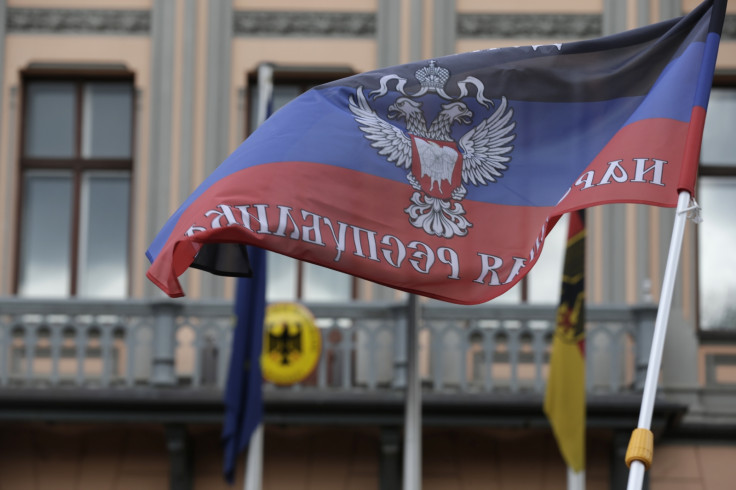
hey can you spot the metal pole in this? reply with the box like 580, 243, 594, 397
626, 191, 691, 490
244, 424, 264, 490
568, 467, 585, 490
242, 62, 274, 490
403, 294, 421, 490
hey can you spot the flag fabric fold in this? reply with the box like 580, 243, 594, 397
221, 245, 266, 483
544, 210, 586, 473
146, 0, 725, 304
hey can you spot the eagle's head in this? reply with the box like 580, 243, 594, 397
388, 97, 423, 120
439, 102, 473, 125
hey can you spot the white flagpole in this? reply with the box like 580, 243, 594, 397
403, 294, 422, 490
255, 63, 274, 130
244, 425, 264, 490
244, 61, 274, 490
568, 467, 585, 490
626, 191, 694, 490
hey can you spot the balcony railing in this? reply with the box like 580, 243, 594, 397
0, 298, 657, 395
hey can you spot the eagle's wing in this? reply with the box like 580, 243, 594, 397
458, 96, 516, 186
349, 87, 412, 169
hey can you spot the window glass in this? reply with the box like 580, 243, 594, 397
17, 77, 133, 297
17, 172, 73, 297
701, 88, 736, 166
527, 214, 569, 303
697, 85, 736, 330
24, 81, 76, 158
488, 282, 522, 304
82, 82, 133, 159
266, 253, 298, 302
77, 173, 130, 298
302, 263, 352, 302
698, 176, 736, 329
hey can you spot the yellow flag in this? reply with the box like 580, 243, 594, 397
544, 210, 586, 472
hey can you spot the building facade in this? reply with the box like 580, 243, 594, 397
1, 0, 736, 488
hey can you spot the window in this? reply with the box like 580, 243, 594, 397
698, 84, 736, 330
15, 74, 134, 298
248, 67, 357, 303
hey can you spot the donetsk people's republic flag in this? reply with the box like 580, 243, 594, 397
146, 0, 725, 304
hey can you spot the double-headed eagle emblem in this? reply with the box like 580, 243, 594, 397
349, 61, 516, 239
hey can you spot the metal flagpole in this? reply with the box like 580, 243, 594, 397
403, 294, 422, 490
568, 468, 585, 490
243, 61, 274, 490
626, 191, 695, 490
244, 425, 264, 490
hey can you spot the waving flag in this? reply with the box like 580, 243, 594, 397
146, 0, 725, 304
545, 210, 586, 473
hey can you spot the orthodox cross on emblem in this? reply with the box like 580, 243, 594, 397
349, 60, 516, 239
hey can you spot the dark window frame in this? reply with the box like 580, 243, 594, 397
13, 69, 136, 297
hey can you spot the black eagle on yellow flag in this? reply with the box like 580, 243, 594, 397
544, 210, 586, 472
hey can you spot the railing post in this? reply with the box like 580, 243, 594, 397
632, 305, 657, 391
392, 307, 407, 389
151, 301, 181, 387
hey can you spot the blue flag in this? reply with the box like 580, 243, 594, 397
221, 245, 266, 483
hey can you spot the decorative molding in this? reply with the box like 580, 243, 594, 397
233, 11, 375, 37
409, 0, 423, 62
201, 0, 233, 300
377, 0, 399, 67
177, 0, 196, 207
723, 15, 736, 40
144, 0, 175, 297
0, 1, 7, 295
7, 8, 149, 34
433, 0, 456, 58
458, 13, 601, 39
659, 0, 681, 22
602, 1, 625, 47
637, 0, 650, 28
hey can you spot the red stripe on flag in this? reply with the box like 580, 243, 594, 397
678, 106, 707, 195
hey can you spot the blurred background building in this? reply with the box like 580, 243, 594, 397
0, 0, 735, 488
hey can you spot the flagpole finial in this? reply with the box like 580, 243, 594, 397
625, 428, 653, 470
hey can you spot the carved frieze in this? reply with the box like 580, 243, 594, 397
233, 11, 375, 37
7, 8, 150, 35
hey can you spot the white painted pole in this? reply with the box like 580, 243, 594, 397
403, 294, 422, 490
242, 62, 274, 490
567, 467, 585, 490
256, 63, 274, 128
626, 191, 692, 490
244, 424, 264, 490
